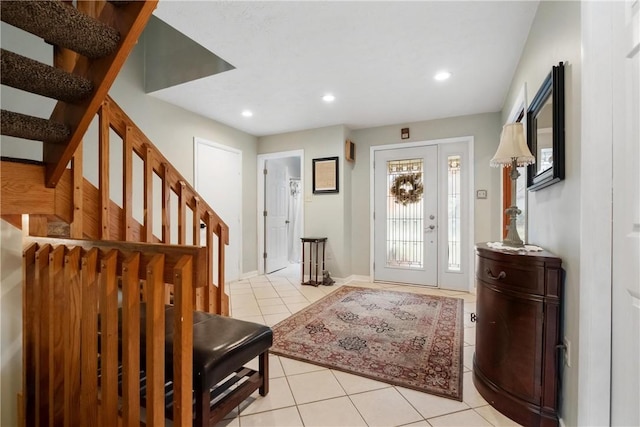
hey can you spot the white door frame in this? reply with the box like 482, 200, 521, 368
369, 136, 474, 291
193, 137, 243, 283
257, 150, 305, 275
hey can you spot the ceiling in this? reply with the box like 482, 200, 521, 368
150, 1, 539, 137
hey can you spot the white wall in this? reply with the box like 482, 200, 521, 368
258, 125, 350, 277
349, 113, 502, 276
0, 220, 24, 427
500, 1, 582, 425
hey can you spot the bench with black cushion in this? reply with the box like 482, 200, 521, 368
134, 304, 273, 426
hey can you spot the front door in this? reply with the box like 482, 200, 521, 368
374, 146, 438, 285
264, 159, 289, 274
611, 1, 639, 424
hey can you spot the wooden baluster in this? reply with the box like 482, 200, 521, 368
99, 250, 118, 425
192, 198, 202, 311
162, 163, 171, 243
162, 165, 173, 302
217, 224, 229, 316
206, 211, 214, 313
63, 247, 82, 427
80, 249, 99, 424
99, 101, 110, 240
48, 246, 65, 425
70, 142, 84, 239
121, 253, 141, 427
22, 243, 38, 427
145, 254, 165, 426
123, 126, 133, 241
178, 181, 187, 245
34, 244, 51, 426
173, 255, 193, 427
144, 146, 154, 242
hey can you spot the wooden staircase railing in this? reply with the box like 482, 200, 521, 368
21, 237, 206, 427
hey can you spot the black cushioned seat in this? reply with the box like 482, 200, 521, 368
135, 304, 273, 426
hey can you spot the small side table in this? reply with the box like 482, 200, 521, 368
301, 237, 327, 286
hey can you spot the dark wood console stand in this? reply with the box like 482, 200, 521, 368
473, 243, 563, 427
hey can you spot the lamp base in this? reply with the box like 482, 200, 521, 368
503, 205, 524, 247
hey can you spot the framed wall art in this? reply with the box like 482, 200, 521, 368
312, 156, 339, 194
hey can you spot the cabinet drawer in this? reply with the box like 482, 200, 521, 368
476, 256, 544, 295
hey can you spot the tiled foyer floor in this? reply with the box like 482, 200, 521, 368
220, 264, 521, 427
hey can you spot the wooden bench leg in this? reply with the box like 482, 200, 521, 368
194, 387, 209, 427
259, 350, 269, 396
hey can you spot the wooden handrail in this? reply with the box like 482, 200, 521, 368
22, 237, 204, 426
96, 95, 229, 315
44, 0, 158, 188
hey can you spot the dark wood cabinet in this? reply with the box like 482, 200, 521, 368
473, 243, 563, 427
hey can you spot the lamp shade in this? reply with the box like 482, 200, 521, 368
490, 122, 535, 167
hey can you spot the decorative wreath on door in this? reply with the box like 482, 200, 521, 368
390, 173, 424, 205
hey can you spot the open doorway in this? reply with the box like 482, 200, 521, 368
257, 150, 304, 275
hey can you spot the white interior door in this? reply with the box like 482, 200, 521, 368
374, 146, 438, 285
194, 138, 242, 282
611, 1, 639, 424
265, 159, 289, 273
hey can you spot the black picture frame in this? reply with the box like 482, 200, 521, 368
527, 62, 565, 191
312, 156, 339, 194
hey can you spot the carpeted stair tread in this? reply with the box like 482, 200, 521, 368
0, 1, 120, 59
1, 110, 70, 144
1, 49, 94, 103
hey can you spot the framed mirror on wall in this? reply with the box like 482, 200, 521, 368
527, 62, 565, 191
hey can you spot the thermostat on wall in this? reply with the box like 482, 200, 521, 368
476, 190, 488, 199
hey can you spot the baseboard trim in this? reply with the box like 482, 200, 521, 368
342, 275, 371, 284
240, 270, 258, 280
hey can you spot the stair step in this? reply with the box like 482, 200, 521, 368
1, 49, 94, 103
0, 1, 120, 59
1, 110, 70, 144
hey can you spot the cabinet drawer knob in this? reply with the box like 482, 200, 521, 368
486, 269, 506, 280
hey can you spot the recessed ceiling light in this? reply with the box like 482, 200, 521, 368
322, 94, 335, 103
434, 71, 452, 81
241, 110, 253, 117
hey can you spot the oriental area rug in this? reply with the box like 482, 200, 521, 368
271, 286, 464, 401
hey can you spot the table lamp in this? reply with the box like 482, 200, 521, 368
490, 122, 535, 247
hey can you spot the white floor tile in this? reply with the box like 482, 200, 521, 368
331, 370, 391, 394
239, 406, 302, 427
397, 386, 470, 419
257, 297, 285, 307
238, 377, 296, 416
230, 306, 262, 317
287, 370, 346, 404
280, 294, 311, 304
285, 302, 310, 314
463, 371, 488, 408
474, 405, 523, 426
400, 421, 431, 427
349, 387, 423, 427
253, 287, 280, 299
298, 396, 367, 427
269, 354, 286, 379
262, 312, 291, 326
279, 357, 327, 376
428, 409, 492, 427
464, 346, 475, 370
259, 304, 291, 315
464, 327, 476, 346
